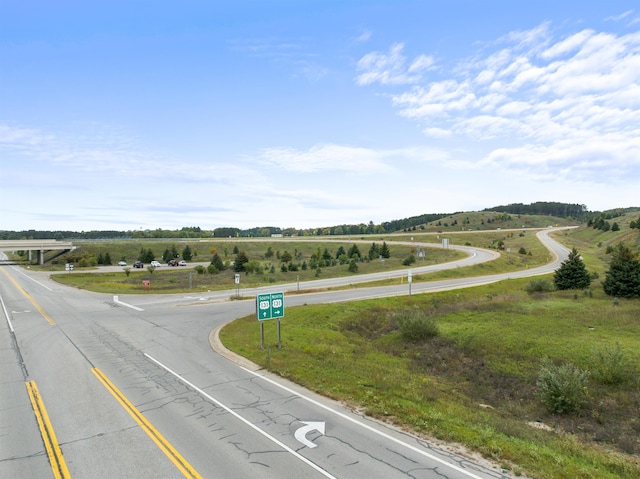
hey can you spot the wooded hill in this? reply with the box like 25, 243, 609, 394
2, 202, 638, 240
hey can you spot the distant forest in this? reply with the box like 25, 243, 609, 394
483, 202, 588, 219
0, 202, 609, 241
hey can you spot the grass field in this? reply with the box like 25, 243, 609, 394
220, 278, 640, 479
29, 214, 640, 477
46, 229, 557, 293
219, 221, 640, 479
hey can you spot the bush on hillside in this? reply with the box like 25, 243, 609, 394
397, 310, 439, 341
589, 343, 632, 385
525, 278, 555, 294
537, 358, 589, 414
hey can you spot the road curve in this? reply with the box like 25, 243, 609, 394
0, 228, 573, 479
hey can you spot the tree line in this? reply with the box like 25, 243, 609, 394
3, 203, 634, 240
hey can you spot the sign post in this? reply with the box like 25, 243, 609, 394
256, 292, 284, 349
408, 270, 412, 296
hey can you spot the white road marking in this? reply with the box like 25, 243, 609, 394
241, 366, 487, 479
113, 295, 144, 311
144, 353, 338, 479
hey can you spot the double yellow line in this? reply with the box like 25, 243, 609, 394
25, 381, 70, 479
25, 372, 203, 479
4, 268, 201, 478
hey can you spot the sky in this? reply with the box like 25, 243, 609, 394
1, 1, 639, 232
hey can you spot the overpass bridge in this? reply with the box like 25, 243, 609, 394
0, 240, 76, 265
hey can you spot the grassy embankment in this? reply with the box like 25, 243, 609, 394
221, 218, 640, 478
49, 227, 555, 294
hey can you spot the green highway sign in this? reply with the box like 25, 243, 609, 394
256, 292, 284, 321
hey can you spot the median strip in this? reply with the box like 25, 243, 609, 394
25, 381, 71, 479
91, 368, 202, 479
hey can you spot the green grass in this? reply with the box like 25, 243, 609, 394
46, 230, 556, 293
221, 279, 640, 478
48, 240, 466, 293
32, 219, 640, 476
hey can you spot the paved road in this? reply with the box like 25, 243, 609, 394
0, 229, 571, 478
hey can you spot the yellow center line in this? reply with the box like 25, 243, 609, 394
0, 268, 56, 325
91, 368, 203, 479
25, 381, 71, 479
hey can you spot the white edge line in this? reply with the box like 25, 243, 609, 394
113, 296, 144, 311
0, 293, 15, 333
11, 266, 53, 291
144, 353, 338, 479
238, 366, 487, 479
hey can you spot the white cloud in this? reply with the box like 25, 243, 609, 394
256, 144, 448, 173
355, 43, 434, 85
360, 23, 640, 185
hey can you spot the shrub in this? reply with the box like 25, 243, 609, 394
525, 278, 555, 294
589, 343, 631, 385
536, 358, 589, 414
348, 259, 359, 273
402, 254, 416, 266
194, 265, 206, 274
397, 310, 439, 342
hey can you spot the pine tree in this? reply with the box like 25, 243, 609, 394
233, 251, 249, 272
603, 244, 640, 298
553, 247, 591, 290
210, 253, 224, 271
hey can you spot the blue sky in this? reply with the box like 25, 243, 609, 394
1, 1, 639, 232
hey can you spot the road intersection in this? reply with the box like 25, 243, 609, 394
0, 229, 571, 478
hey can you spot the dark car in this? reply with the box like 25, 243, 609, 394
133, 261, 144, 268
168, 259, 178, 266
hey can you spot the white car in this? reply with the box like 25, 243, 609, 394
150, 261, 161, 267
118, 261, 127, 266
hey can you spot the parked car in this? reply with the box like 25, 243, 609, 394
118, 261, 127, 266
133, 261, 144, 268
150, 261, 161, 267
178, 260, 187, 266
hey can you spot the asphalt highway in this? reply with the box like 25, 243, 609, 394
0, 229, 571, 478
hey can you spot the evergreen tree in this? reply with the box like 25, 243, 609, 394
233, 251, 249, 272
380, 242, 391, 258
182, 245, 193, 261
368, 243, 379, 260
210, 252, 224, 271
603, 244, 640, 298
348, 259, 359, 273
280, 250, 292, 263
554, 247, 591, 290
104, 252, 112, 265
138, 248, 155, 263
